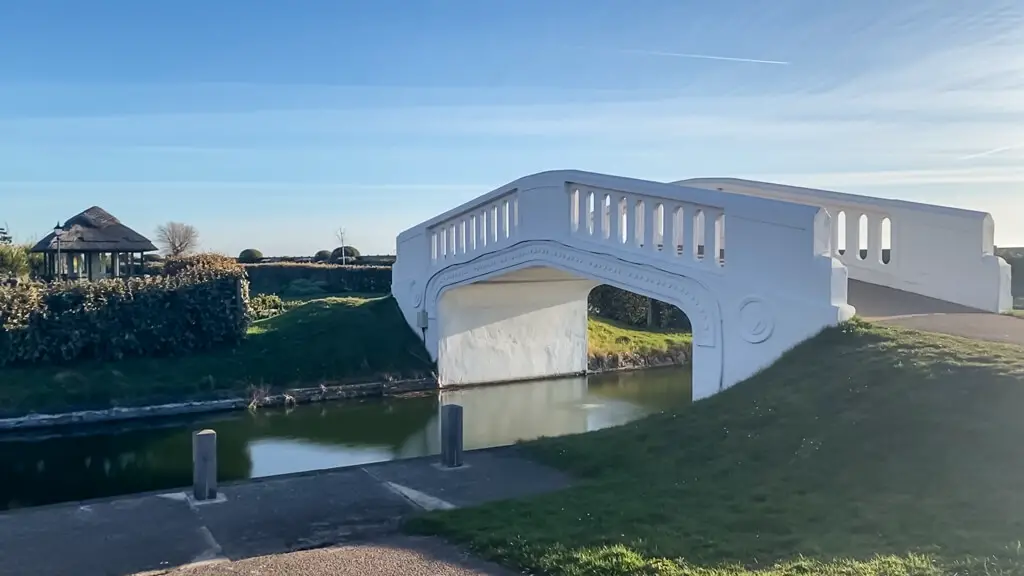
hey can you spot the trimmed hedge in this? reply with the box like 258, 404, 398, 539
0, 254, 250, 367
244, 263, 392, 296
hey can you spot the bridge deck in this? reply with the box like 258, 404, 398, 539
849, 280, 1024, 345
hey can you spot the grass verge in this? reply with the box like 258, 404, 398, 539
406, 320, 1024, 575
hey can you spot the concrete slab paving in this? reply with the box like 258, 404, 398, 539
0, 447, 568, 576
0, 495, 209, 576
366, 447, 572, 508
199, 465, 412, 559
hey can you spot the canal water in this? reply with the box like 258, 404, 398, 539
0, 367, 692, 511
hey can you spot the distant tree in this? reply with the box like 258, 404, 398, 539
0, 224, 12, 245
313, 249, 332, 262
155, 222, 199, 257
334, 228, 359, 264
330, 246, 360, 263
237, 248, 264, 263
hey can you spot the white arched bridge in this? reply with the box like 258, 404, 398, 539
393, 170, 1013, 401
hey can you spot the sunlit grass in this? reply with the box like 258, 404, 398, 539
407, 320, 1024, 575
587, 316, 692, 357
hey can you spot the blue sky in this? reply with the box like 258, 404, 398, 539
1, 0, 1022, 255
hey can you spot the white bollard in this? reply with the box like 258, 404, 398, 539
192, 429, 218, 501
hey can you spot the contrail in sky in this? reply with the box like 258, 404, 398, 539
614, 48, 791, 65
958, 144, 1022, 161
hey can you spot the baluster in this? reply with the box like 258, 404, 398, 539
703, 208, 720, 266
610, 195, 621, 244
663, 204, 677, 257
645, 201, 657, 251
829, 206, 840, 257
679, 205, 692, 260
845, 210, 859, 262
576, 191, 587, 237
867, 213, 882, 264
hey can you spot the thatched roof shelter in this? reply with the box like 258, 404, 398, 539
31, 206, 158, 254
31, 207, 158, 281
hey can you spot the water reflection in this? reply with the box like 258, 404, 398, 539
0, 367, 691, 510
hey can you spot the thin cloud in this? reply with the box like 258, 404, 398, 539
958, 144, 1022, 161
613, 48, 790, 65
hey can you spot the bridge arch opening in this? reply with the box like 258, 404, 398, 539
426, 243, 721, 400
587, 283, 692, 368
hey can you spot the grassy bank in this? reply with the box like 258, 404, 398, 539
0, 296, 433, 417
407, 320, 1024, 575
587, 317, 692, 356
0, 296, 692, 418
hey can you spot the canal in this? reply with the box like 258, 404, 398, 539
0, 367, 692, 511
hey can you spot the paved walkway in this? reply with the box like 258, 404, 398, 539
0, 447, 570, 576
849, 280, 1024, 345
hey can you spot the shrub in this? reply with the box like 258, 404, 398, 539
314, 250, 332, 262
162, 253, 244, 277
330, 246, 360, 262
244, 263, 391, 295
0, 244, 30, 279
237, 248, 264, 264
1005, 254, 1023, 298
249, 293, 284, 320
143, 253, 164, 262
0, 264, 250, 367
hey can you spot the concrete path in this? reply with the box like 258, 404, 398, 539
0, 447, 570, 576
848, 280, 1024, 345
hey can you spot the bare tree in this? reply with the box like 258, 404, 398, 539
335, 227, 349, 264
155, 222, 200, 257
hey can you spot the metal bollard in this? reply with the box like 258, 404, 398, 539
440, 404, 464, 468
192, 429, 218, 501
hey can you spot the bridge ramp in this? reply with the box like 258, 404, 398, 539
676, 178, 1013, 314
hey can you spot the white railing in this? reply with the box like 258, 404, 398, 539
566, 182, 726, 269
427, 188, 519, 266
676, 177, 1011, 312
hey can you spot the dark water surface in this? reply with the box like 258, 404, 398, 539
0, 367, 692, 511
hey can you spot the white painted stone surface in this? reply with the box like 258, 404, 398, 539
676, 178, 1013, 313
394, 170, 853, 401
437, 267, 595, 385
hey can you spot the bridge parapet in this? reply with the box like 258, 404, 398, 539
407, 171, 840, 296
677, 178, 1012, 313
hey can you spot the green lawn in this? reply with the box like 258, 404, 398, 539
587, 316, 692, 357
0, 295, 433, 417
407, 320, 1024, 576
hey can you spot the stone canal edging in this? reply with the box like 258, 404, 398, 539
0, 378, 438, 432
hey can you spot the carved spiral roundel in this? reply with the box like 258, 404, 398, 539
738, 296, 774, 344
410, 280, 422, 307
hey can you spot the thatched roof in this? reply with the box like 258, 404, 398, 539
30, 206, 158, 253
